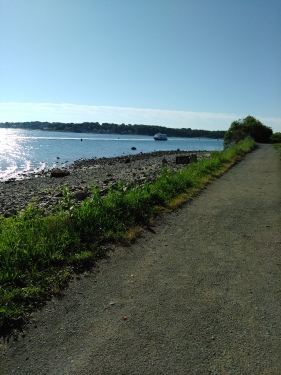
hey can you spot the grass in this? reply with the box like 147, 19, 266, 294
0, 138, 256, 338
273, 143, 281, 156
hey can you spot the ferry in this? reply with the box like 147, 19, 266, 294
154, 133, 168, 141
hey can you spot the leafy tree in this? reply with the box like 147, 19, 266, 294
270, 132, 281, 143
224, 116, 273, 146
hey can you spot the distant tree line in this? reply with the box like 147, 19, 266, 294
0, 121, 226, 139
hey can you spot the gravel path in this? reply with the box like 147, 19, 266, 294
0, 144, 280, 374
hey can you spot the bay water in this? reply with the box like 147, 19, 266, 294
0, 128, 223, 181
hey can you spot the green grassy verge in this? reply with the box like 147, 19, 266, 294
0, 139, 256, 337
273, 143, 281, 156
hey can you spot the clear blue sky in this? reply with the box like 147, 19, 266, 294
1, 0, 280, 132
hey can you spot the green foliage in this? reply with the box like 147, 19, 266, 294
224, 116, 273, 146
0, 138, 255, 336
270, 132, 281, 143
273, 143, 281, 156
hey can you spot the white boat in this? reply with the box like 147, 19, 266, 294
154, 133, 168, 141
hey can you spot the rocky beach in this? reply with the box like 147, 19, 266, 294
0, 150, 210, 217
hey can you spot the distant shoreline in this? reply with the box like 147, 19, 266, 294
0, 122, 226, 139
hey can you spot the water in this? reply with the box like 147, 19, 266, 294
0, 128, 224, 181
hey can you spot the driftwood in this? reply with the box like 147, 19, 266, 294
50, 169, 70, 178
176, 154, 197, 165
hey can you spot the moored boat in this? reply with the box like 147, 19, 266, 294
154, 133, 168, 141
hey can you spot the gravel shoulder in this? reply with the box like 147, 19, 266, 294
1, 144, 280, 374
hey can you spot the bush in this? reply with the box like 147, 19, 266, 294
224, 116, 272, 146
270, 132, 281, 143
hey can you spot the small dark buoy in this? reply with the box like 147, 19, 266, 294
131, 146, 137, 150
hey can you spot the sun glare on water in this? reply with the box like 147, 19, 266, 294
0, 128, 20, 153
0, 128, 32, 180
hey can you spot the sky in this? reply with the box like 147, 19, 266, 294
0, 0, 280, 132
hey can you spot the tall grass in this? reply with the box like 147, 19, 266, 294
273, 143, 281, 156
0, 138, 255, 336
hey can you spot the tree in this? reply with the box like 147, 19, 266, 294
270, 132, 281, 143
224, 116, 273, 146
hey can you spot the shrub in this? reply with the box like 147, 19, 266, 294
224, 116, 272, 146
270, 132, 281, 143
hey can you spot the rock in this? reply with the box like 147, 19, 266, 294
73, 191, 88, 201
50, 169, 70, 178
176, 155, 191, 165
4, 208, 17, 217
131, 147, 137, 150
103, 177, 114, 184
190, 154, 198, 162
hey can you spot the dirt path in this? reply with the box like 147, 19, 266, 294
1, 144, 280, 374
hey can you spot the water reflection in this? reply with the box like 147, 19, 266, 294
0, 129, 35, 180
